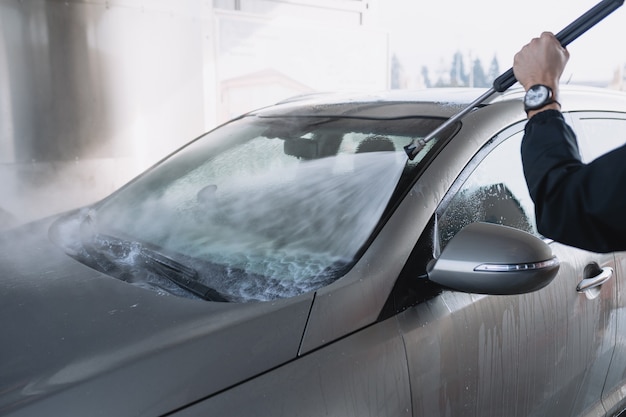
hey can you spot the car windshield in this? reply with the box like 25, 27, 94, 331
61, 113, 455, 302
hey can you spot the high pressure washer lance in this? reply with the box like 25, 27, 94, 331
404, 0, 625, 160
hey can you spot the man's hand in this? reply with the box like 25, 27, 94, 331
514, 32, 570, 117
514, 32, 569, 90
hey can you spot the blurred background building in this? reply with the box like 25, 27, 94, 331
0, 0, 388, 228
1, 0, 624, 230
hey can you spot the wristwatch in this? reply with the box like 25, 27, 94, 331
523, 84, 558, 113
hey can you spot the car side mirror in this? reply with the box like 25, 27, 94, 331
427, 222, 559, 295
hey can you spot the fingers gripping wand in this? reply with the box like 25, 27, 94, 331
404, 0, 625, 160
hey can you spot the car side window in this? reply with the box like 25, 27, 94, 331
437, 128, 538, 250
436, 114, 626, 251
572, 114, 626, 162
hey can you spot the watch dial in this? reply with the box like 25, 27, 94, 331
526, 85, 548, 107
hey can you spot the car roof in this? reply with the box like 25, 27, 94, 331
276, 88, 490, 106
250, 85, 626, 119
254, 88, 490, 119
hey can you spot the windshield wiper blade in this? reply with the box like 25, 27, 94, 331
141, 248, 229, 302
79, 223, 229, 302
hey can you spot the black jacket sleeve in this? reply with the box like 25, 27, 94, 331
521, 109, 626, 253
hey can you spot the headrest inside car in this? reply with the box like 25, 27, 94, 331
284, 138, 318, 159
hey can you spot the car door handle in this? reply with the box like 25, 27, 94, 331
576, 266, 614, 292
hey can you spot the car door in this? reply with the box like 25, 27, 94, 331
398, 121, 617, 417
567, 111, 626, 416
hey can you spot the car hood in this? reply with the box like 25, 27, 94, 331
0, 217, 314, 417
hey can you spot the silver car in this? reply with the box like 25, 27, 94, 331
2, 86, 626, 416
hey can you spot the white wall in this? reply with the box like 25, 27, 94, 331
0, 0, 388, 229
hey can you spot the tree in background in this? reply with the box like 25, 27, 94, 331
391, 54, 404, 89
442, 51, 499, 87
486, 55, 500, 85
449, 51, 468, 87
471, 58, 488, 88
421, 66, 432, 88
390, 51, 501, 89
